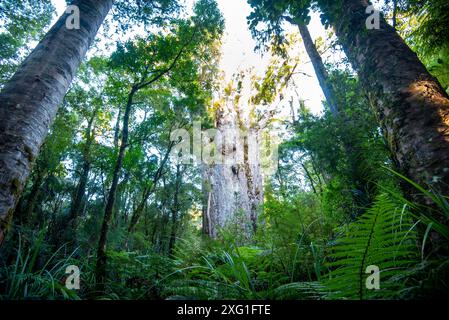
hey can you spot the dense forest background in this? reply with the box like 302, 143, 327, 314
0, 0, 448, 300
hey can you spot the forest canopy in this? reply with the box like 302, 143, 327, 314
0, 0, 448, 302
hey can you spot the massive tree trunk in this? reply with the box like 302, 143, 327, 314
95, 86, 136, 288
0, 0, 113, 245
203, 93, 264, 241
319, 0, 449, 196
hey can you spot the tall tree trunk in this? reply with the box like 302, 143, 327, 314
168, 164, 183, 255
113, 106, 122, 149
70, 160, 91, 226
392, 0, 398, 30
95, 86, 136, 288
295, 23, 375, 210
0, 0, 113, 245
300, 162, 318, 195
297, 23, 339, 116
203, 97, 264, 241
127, 141, 174, 233
320, 0, 449, 196
20, 171, 45, 225
67, 112, 97, 244
94, 38, 188, 284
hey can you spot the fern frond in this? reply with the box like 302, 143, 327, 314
273, 281, 325, 300
324, 193, 418, 299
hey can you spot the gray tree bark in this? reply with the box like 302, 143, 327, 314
296, 23, 339, 116
0, 0, 113, 245
319, 0, 449, 196
203, 91, 264, 241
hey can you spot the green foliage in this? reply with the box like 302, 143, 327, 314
406, 0, 449, 54
394, 0, 449, 92
2, 0, 448, 302
247, 0, 312, 51
324, 193, 418, 300
278, 68, 393, 223
380, 169, 449, 298
257, 189, 333, 283
0, 228, 80, 300
112, 0, 181, 32
0, 0, 54, 85
273, 281, 324, 300
165, 242, 325, 300
103, 250, 175, 299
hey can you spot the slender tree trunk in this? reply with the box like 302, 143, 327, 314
66, 113, 96, 247
128, 187, 151, 233
168, 164, 183, 255
297, 24, 339, 116
301, 162, 318, 195
320, 0, 449, 196
69, 112, 96, 231
0, 0, 113, 245
20, 171, 45, 224
71, 161, 91, 225
95, 86, 136, 288
127, 141, 174, 233
392, 0, 398, 30
113, 106, 122, 149
296, 23, 375, 210
309, 154, 325, 193
94, 37, 189, 283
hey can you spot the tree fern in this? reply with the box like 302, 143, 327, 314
324, 193, 418, 299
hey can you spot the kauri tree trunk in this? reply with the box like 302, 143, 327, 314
297, 23, 339, 116
203, 94, 264, 241
0, 0, 113, 245
320, 0, 449, 195
296, 22, 376, 211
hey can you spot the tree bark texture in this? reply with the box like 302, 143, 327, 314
0, 0, 113, 245
203, 91, 264, 240
320, 0, 449, 195
297, 23, 339, 116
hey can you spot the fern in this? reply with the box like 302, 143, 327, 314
0, 231, 81, 300
162, 279, 225, 300
324, 193, 418, 299
273, 282, 325, 300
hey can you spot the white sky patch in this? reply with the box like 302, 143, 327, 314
216, 1, 327, 116
50, 0, 338, 116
